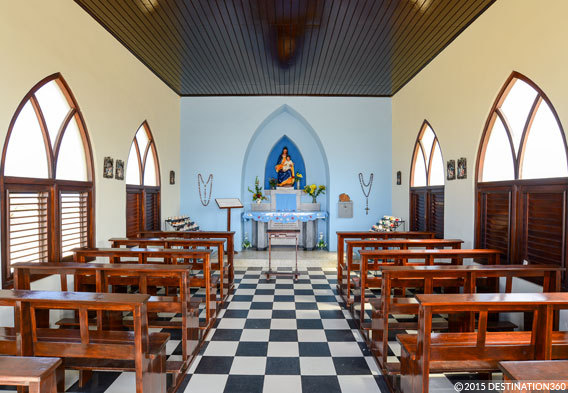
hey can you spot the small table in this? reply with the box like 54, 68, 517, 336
499, 360, 568, 393
0, 356, 62, 393
266, 229, 300, 280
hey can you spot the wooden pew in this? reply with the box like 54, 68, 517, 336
12, 262, 200, 390
73, 247, 217, 329
399, 293, 568, 393
137, 230, 235, 295
109, 237, 230, 302
0, 356, 61, 393
354, 249, 501, 326
499, 360, 568, 392
371, 264, 563, 374
0, 289, 168, 393
336, 231, 436, 297
341, 239, 464, 304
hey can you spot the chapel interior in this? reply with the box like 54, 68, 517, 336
1, 1, 568, 393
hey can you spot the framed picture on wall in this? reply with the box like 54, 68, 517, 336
457, 157, 467, 179
115, 159, 124, 180
447, 160, 456, 180
103, 157, 114, 179
396, 171, 401, 185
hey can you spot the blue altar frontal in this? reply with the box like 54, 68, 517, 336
242, 211, 328, 223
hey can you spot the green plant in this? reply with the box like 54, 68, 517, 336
316, 232, 327, 250
248, 176, 267, 201
303, 184, 326, 202
269, 178, 277, 189
242, 232, 252, 249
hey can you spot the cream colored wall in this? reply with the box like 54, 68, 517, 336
392, 0, 568, 248
0, 0, 180, 263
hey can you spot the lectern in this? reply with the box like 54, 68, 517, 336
215, 198, 244, 232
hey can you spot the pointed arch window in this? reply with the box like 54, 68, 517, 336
409, 121, 444, 237
0, 73, 95, 287
125, 122, 161, 236
478, 75, 568, 181
476, 72, 568, 287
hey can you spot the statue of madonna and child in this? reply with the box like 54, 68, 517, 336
274, 146, 295, 187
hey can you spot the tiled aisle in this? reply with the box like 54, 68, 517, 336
181, 266, 389, 393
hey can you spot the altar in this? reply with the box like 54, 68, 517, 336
242, 188, 328, 250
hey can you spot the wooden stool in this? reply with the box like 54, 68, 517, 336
0, 356, 62, 393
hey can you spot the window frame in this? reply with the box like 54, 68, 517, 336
475, 71, 568, 289
409, 120, 445, 238
410, 120, 445, 187
476, 71, 568, 182
0, 73, 95, 288
125, 121, 161, 236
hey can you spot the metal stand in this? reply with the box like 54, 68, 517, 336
265, 229, 300, 281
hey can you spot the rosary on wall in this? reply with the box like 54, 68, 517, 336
358, 172, 374, 215
197, 173, 213, 206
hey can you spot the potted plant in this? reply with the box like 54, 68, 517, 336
269, 178, 277, 190
295, 172, 303, 189
316, 232, 327, 250
303, 184, 326, 203
248, 176, 267, 204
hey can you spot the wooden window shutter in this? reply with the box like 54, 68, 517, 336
60, 191, 89, 258
519, 185, 567, 270
429, 187, 445, 238
126, 190, 142, 237
145, 191, 160, 231
7, 191, 49, 270
477, 187, 511, 263
410, 189, 427, 232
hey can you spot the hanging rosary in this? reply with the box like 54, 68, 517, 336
197, 174, 213, 206
358, 172, 374, 215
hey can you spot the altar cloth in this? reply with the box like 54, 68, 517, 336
242, 211, 328, 223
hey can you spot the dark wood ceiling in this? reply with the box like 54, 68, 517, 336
75, 0, 495, 96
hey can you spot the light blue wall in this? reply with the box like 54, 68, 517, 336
180, 97, 392, 251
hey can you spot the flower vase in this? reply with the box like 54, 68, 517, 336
256, 199, 261, 204
312, 196, 317, 204
296, 180, 300, 190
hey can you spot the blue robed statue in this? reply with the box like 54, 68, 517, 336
274, 146, 295, 187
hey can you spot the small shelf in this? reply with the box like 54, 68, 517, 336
165, 216, 199, 231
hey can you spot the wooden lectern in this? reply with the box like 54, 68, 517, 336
215, 198, 244, 232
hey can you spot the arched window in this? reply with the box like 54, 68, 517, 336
125, 122, 161, 236
0, 73, 95, 287
409, 121, 444, 237
478, 74, 568, 181
476, 72, 568, 286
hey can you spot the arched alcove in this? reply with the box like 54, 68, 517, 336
264, 135, 307, 190
241, 104, 330, 243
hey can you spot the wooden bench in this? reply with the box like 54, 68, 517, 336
0, 289, 168, 393
0, 356, 62, 393
137, 230, 235, 294
340, 239, 463, 304
399, 293, 568, 393
73, 247, 218, 329
353, 249, 501, 326
499, 360, 568, 392
371, 264, 564, 374
109, 237, 230, 301
336, 231, 436, 298
12, 262, 200, 390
